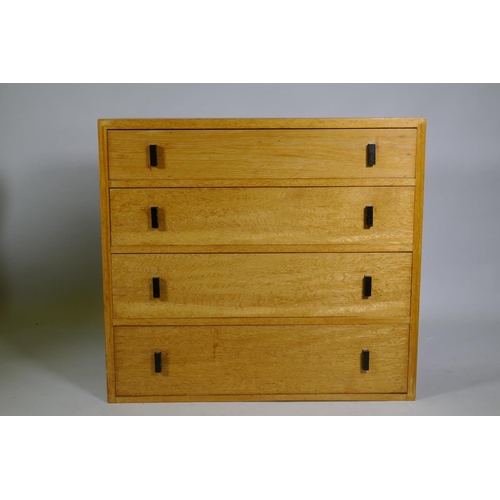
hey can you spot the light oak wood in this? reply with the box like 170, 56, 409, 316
113, 317, 411, 326
109, 178, 417, 188
100, 117, 425, 130
111, 244, 414, 253
110, 187, 414, 248
407, 120, 427, 400
98, 121, 116, 402
114, 325, 409, 396
111, 253, 412, 319
108, 129, 417, 180
115, 393, 413, 402
98, 117, 426, 403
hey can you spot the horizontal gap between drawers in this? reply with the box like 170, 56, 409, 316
110, 247, 414, 253
108, 179, 417, 188
113, 317, 411, 326
106, 127, 420, 130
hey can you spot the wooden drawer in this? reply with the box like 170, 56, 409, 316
111, 253, 412, 319
114, 324, 409, 396
110, 187, 415, 249
107, 129, 417, 180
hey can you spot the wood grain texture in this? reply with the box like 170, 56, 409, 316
98, 122, 116, 402
98, 117, 425, 403
110, 187, 414, 248
100, 118, 425, 130
109, 178, 417, 188
111, 253, 412, 319
107, 129, 417, 180
114, 325, 409, 396
407, 119, 426, 400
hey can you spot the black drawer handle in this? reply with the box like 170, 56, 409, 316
152, 277, 160, 298
363, 276, 372, 298
154, 351, 162, 373
364, 206, 373, 228
361, 350, 370, 371
151, 207, 159, 229
149, 144, 158, 167
367, 144, 376, 166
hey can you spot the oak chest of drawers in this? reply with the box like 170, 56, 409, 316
98, 118, 426, 403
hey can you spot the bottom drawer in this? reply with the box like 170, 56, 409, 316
114, 325, 409, 397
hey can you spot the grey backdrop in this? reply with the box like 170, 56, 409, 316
1, 84, 499, 415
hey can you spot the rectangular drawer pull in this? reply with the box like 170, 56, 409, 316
152, 277, 160, 298
361, 350, 370, 371
149, 144, 158, 167
363, 276, 372, 297
364, 205, 373, 228
367, 144, 376, 166
151, 206, 159, 229
154, 351, 162, 373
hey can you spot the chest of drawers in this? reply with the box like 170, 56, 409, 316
98, 118, 426, 403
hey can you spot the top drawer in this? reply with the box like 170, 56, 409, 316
107, 129, 417, 180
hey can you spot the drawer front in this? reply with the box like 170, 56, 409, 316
114, 325, 409, 396
108, 129, 416, 179
111, 253, 412, 318
110, 187, 415, 247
